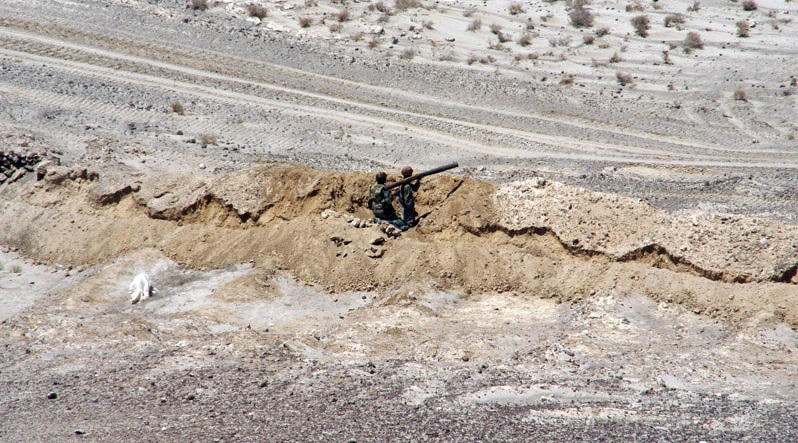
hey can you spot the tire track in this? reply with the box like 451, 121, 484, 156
2, 20, 798, 168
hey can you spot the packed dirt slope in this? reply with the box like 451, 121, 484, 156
3, 159, 798, 327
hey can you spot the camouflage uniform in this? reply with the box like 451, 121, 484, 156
369, 183, 408, 231
398, 180, 420, 227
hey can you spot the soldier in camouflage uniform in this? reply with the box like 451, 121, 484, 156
397, 166, 421, 227
368, 171, 409, 231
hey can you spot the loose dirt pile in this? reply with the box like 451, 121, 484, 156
2, 157, 797, 327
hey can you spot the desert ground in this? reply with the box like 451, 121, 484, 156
1, 0, 798, 441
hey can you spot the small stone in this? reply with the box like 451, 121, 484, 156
370, 236, 385, 246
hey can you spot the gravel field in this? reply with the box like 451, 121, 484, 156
1, 0, 798, 441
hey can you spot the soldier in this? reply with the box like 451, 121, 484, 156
368, 171, 409, 231
397, 166, 421, 227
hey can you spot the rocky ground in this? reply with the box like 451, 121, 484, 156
1, 0, 798, 441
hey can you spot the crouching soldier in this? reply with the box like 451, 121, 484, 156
369, 171, 409, 231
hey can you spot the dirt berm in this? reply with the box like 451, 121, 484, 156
2, 159, 798, 327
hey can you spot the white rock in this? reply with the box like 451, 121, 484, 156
129, 273, 156, 304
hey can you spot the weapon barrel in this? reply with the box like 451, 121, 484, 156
384, 162, 459, 191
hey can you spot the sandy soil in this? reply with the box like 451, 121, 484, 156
1, 0, 798, 441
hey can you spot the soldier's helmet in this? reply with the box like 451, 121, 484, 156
375, 171, 387, 184
401, 166, 413, 177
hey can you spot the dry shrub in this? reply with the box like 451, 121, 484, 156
742, 0, 757, 10
528, 52, 539, 60
399, 48, 416, 59
189, 0, 208, 10
369, 1, 393, 14
439, 52, 457, 62
200, 133, 217, 146
298, 16, 313, 27
664, 13, 685, 27
367, 38, 380, 48
736, 20, 749, 37
479, 55, 496, 64
467, 19, 482, 31
595, 26, 610, 37
733, 88, 747, 101
560, 75, 575, 85
517, 33, 533, 46
616, 71, 633, 86
463, 8, 476, 17
304, 0, 318, 6
631, 15, 650, 37
683, 31, 703, 49
336, 9, 350, 22
395, 0, 421, 10
497, 32, 512, 43
350, 31, 364, 41
569, 8, 595, 27
170, 101, 184, 115
422, 19, 434, 29
247, 4, 268, 18
328, 22, 343, 32
687, 1, 701, 12
489, 23, 502, 35
609, 52, 622, 63
508, 2, 525, 15
626, 2, 645, 12
377, 14, 390, 23
583, 34, 595, 44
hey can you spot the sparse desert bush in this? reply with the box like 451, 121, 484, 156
683, 31, 703, 49
664, 13, 685, 27
687, 1, 701, 12
298, 16, 313, 27
595, 26, 610, 37
377, 13, 391, 23
626, 2, 645, 12
631, 15, 650, 37
422, 19, 434, 29
734, 88, 748, 101
0, 262, 3, 271
736, 20, 750, 37
399, 48, 416, 59
304, 0, 318, 6
467, 53, 479, 65
508, 2, 525, 15
350, 31, 364, 41
200, 133, 217, 146
609, 52, 623, 63
528, 52, 539, 60
742, 0, 758, 10
489, 23, 503, 35
517, 33, 533, 46
549, 36, 572, 47
328, 22, 343, 32
336, 9, 350, 22
569, 7, 595, 28
616, 71, 633, 86
395, 0, 421, 10
583, 34, 595, 44
462, 8, 476, 17
369, 1, 392, 13
788, 133, 795, 141
467, 19, 482, 31
170, 101, 184, 115
479, 55, 496, 64
247, 4, 268, 18
560, 75, 575, 85
497, 32, 512, 43
11, 263, 22, 274
189, 0, 208, 11
367, 38, 380, 48
488, 41, 505, 51
439, 52, 457, 62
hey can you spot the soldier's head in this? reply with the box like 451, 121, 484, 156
375, 171, 387, 184
401, 166, 413, 177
